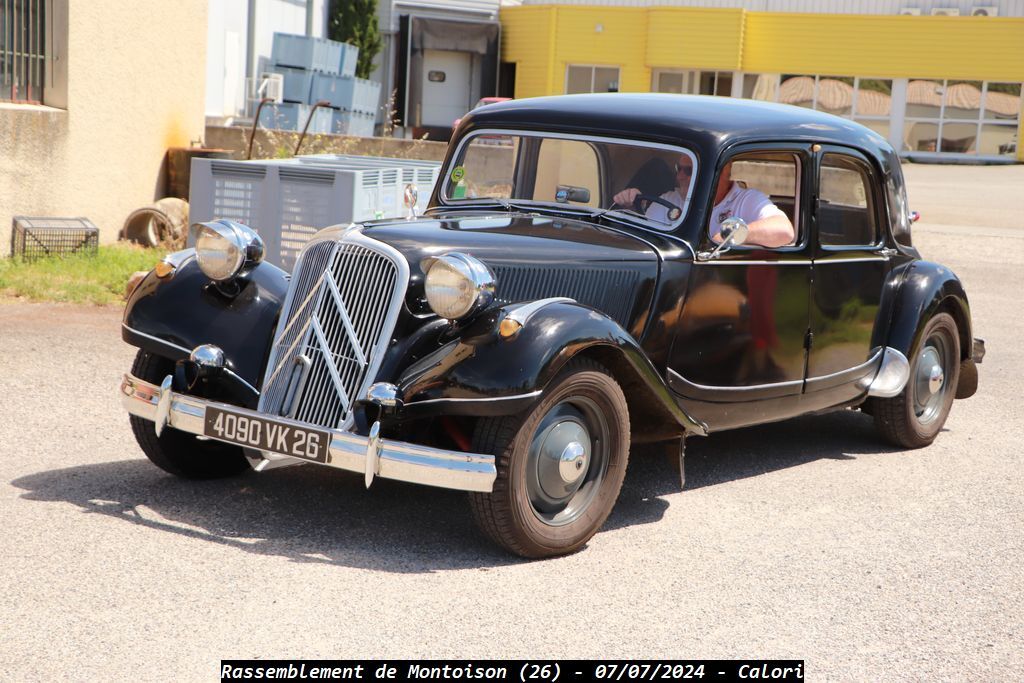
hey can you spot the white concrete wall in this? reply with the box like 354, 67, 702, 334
0, 1, 208, 249
205, 0, 330, 119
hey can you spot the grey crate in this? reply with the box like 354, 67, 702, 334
10, 216, 99, 260
338, 42, 359, 78
271, 33, 341, 74
189, 156, 441, 270
310, 74, 380, 114
269, 66, 313, 103
331, 109, 376, 137
258, 102, 332, 133
310, 73, 355, 110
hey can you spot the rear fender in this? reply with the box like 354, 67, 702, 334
874, 260, 972, 362
395, 300, 708, 437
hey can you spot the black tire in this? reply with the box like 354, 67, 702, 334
468, 359, 630, 558
129, 350, 251, 479
874, 312, 960, 449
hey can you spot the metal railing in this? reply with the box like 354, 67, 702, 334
1, 0, 45, 103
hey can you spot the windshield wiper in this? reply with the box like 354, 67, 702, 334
590, 205, 647, 222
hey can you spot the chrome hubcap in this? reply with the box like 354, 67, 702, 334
914, 343, 948, 425
526, 399, 609, 527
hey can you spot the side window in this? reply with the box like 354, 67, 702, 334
818, 153, 879, 247
709, 151, 800, 248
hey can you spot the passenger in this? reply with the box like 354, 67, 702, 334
613, 159, 795, 248
708, 161, 794, 248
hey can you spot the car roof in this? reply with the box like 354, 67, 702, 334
463, 93, 896, 166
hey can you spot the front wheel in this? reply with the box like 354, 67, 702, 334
469, 359, 630, 558
129, 350, 251, 479
873, 313, 960, 448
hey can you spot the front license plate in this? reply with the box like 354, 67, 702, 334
203, 407, 331, 463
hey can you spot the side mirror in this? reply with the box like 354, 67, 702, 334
699, 217, 749, 260
404, 184, 419, 220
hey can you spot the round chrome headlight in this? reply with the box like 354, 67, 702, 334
423, 252, 496, 320
193, 219, 264, 282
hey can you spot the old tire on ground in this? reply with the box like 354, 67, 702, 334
129, 349, 250, 479
469, 359, 630, 558
873, 312, 960, 449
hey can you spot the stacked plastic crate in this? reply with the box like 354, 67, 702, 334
261, 33, 380, 138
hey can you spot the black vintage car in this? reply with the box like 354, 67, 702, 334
120, 94, 983, 558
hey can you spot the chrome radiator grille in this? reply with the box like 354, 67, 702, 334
259, 231, 408, 430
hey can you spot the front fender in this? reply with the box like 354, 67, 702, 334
874, 260, 972, 361
122, 253, 289, 392
395, 301, 708, 437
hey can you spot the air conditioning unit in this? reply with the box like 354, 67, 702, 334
931, 8, 961, 15
899, 7, 921, 15
258, 73, 285, 103
971, 6, 999, 16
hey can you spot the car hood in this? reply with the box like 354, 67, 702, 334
360, 210, 662, 331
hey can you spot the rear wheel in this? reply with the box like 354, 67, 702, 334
873, 313, 960, 448
469, 359, 629, 558
129, 350, 250, 479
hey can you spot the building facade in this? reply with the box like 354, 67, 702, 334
502, 0, 1024, 161
374, 0, 501, 138
1, 1, 209, 247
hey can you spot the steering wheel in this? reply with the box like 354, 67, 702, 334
632, 193, 682, 219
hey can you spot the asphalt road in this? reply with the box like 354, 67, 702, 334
2, 165, 1022, 681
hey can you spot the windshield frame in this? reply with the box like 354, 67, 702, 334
438, 128, 699, 233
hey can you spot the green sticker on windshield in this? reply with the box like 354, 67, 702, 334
450, 166, 465, 183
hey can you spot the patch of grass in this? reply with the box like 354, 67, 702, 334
0, 243, 167, 305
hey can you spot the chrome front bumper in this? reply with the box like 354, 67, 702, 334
119, 373, 496, 493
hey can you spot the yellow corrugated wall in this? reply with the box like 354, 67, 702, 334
743, 14, 1024, 81
500, 6, 1024, 159
646, 8, 745, 71
550, 7, 650, 93
501, 6, 558, 99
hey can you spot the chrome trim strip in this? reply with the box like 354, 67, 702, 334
867, 347, 911, 398
120, 373, 496, 493
813, 257, 889, 264
696, 260, 813, 266
122, 323, 191, 355
506, 297, 575, 326
667, 368, 804, 394
806, 348, 883, 383
411, 390, 543, 406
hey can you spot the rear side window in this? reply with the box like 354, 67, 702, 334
818, 153, 878, 247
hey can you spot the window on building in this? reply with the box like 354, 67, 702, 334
905, 79, 1021, 156
852, 79, 892, 139
652, 69, 732, 96
818, 153, 878, 247
566, 65, 620, 94
1, 0, 46, 103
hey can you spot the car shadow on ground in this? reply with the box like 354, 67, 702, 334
12, 409, 902, 572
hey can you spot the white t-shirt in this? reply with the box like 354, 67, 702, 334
645, 189, 690, 224
708, 183, 787, 241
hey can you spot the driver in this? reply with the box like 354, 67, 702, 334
613, 155, 693, 224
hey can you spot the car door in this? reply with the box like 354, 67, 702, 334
668, 145, 813, 431
805, 146, 893, 405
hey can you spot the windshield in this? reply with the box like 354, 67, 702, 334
440, 131, 698, 230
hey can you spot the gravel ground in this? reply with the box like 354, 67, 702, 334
1, 164, 1022, 681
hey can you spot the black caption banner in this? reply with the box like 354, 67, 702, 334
221, 660, 803, 683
